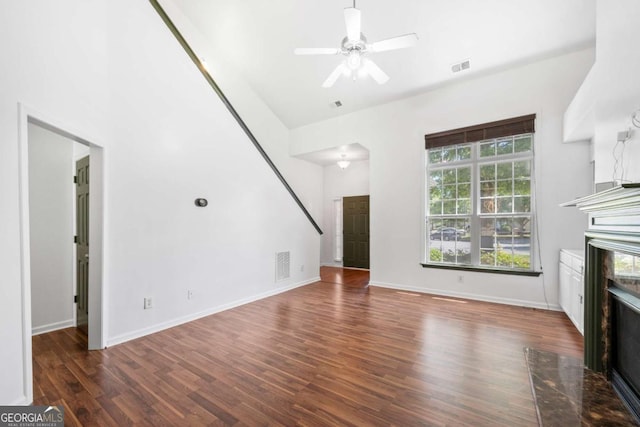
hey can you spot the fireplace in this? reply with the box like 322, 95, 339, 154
611, 286, 640, 421
566, 184, 640, 423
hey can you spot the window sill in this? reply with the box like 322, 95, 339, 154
421, 263, 542, 277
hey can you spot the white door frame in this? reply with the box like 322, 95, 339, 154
17, 103, 106, 404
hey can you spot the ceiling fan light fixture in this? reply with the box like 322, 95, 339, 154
337, 153, 351, 169
346, 50, 362, 70
294, 3, 417, 87
337, 159, 351, 169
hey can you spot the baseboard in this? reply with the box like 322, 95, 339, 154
321, 262, 343, 267
9, 395, 31, 405
370, 281, 562, 311
107, 277, 319, 347
32, 319, 75, 336
320, 263, 370, 272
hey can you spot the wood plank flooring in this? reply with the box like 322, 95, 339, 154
33, 267, 583, 426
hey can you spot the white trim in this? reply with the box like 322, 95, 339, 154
32, 319, 75, 336
321, 262, 343, 268
17, 103, 33, 407
370, 280, 562, 311
10, 395, 31, 406
107, 277, 319, 347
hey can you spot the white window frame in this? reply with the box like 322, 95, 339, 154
424, 134, 538, 273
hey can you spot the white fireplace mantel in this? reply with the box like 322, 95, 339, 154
561, 184, 640, 234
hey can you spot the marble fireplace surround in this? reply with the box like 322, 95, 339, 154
565, 184, 640, 420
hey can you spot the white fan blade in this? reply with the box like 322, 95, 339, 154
344, 7, 361, 42
294, 47, 340, 55
364, 59, 389, 84
322, 63, 348, 88
369, 33, 418, 53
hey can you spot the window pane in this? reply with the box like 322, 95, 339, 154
430, 201, 442, 215
457, 183, 471, 199
480, 141, 495, 157
458, 167, 471, 183
496, 180, 513, 196
514, 196, 531, 213
497, 162, 513, 179
497, 197, 513, 213
443, 200, 456, 214
428, 217, 471, 265
481, 197, 496, 213
430, 185, 442, 201
514, 161, 530, 179
480, 182, 495, 197
443, 184, 456, 199
481, 249, 496, 266
480, 164, 495, 181
443, 169, 457, 184
457, 145, 471, 160
514, 179, 531, 196
430, 170, 442, 186
514, 136, 532, 153
442, 148, 454, 163
457, 200, 471, 214
429, 149, 442, 164
496, 138, 513, 155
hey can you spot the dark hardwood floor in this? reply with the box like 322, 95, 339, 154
33, 267, 583, 426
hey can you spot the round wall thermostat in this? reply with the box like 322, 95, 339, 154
194, 198, 208, 207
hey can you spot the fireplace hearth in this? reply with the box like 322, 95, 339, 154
565, 184, 640, 423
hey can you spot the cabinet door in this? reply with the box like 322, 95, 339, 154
571, 270, 584, 335
559, 262, 572, 313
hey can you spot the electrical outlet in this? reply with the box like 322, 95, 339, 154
457, 275, 464, 283
300, 265, 304, 272
144, 297, 153, 309
187, 290, 193, 300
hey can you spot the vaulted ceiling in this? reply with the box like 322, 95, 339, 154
170, 0, 595, 130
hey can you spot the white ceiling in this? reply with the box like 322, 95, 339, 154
171, 0, 595, 130
293, 143, 369, 166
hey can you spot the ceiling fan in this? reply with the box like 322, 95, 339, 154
294, 1, 418, 88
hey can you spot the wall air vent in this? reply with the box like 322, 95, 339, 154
329, 100, 343, 109
451, 59, 471, 74
276, 251, 290, 282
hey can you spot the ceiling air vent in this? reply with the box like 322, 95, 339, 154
451, 59, 471, 74
276, 251, 290, 282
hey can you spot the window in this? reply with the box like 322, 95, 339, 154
424, 115, 537, 273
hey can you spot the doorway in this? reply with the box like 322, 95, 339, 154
343, 195, 370, 269
18, 104, 106, 403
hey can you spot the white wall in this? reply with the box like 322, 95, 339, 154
158, 0, 324, 219
28, 124, 75, 335
322, 160, 370, 266
292, 48, 595, 309
592, 0, 640, 184
1, 0, 321, 405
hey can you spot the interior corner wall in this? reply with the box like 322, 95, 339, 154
0, 0, 321, 405
321, 160, 370, 266
292, 47, 595, 310
28, 123, 75, 335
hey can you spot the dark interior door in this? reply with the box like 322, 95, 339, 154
76, 155, 89, 335
343, 195, 370, 269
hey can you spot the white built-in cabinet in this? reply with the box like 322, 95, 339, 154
559, 249, 585, 335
